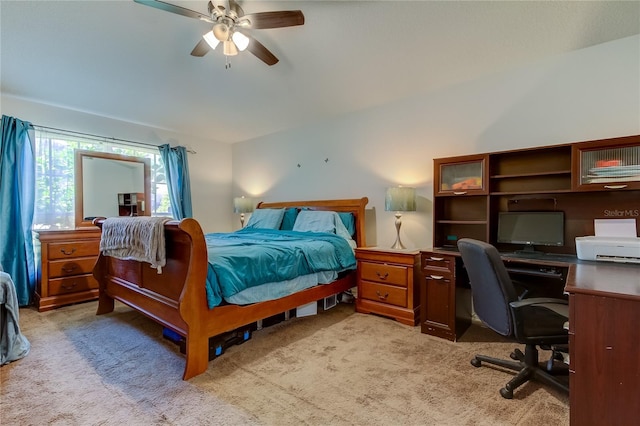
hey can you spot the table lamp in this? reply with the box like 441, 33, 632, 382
385, 186, 416, 249
233, 196, 254, 227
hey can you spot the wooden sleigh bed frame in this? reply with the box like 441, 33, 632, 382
92, 197, 368, 380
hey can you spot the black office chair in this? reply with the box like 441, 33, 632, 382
456, 238, 569, 399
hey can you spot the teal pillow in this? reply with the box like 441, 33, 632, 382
292, 211, 355, 246
288, 209, 355, 236
280, 208, 299, 231
338, 212, 356, 237
293, 210, 336, 233
245, 208, 285, 230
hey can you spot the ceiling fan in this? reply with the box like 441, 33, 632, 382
134, 0, 305, 66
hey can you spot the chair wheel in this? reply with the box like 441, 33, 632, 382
500, 387, 513, 399
471, 358, 482, 368
510, 352, 518, 360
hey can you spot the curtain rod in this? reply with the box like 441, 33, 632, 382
32, 124, 197, 154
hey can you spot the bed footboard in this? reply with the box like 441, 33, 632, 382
93, 217, 211, 379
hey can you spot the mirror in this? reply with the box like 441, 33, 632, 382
74, 150, 151, 227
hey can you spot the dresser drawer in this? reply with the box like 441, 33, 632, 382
48, 274, 99, 296
360, 281, 407, 307
359, 261, 408, 287
48, 258, 97, 278
48, 240, 100, 260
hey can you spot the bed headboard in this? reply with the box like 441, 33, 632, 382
256, 197, 369, 247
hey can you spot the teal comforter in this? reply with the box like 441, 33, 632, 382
204, 228, 356, 309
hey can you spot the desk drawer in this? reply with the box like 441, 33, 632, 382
48, 241, 100, 260
48, 258, 97, 278
360, 261, 408, 287
360, 281, 407, 307
48, 274, 99, 296
422, 253, 455, 274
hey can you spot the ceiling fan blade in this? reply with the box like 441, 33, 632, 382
134, 0, 213, 23
190, 39, 211, 57
245, 35, 279, 66
228, 0, 244, 17
243, 11, 305, 29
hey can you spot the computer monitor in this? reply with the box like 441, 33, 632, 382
497, 211, 564, 253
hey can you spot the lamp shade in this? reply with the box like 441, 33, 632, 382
223, 40, 238, 56
385, 187, 416, 212
213, 23, 229, 42
203, 30, 220, 50
232, 31, 250, 51
233, 196, 254, 214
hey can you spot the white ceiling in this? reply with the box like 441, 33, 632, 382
2, 1, 639, 144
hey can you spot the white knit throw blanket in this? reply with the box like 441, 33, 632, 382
100, 217, 171, 273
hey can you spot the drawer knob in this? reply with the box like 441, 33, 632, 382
60, 248, 77, 256
61, 282, 78, 290
429, 275, 444, 280
430, 257, 444, 261
62, 266, 77, 273
375, 271, 389, 280
603, 184, 627, 190
375, 291, 389, 300
453, 191, 467, 195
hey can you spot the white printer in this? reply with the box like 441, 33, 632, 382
575, 236, 640, 264
576, 218, 640, 264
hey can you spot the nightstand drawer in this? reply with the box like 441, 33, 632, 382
48, 274, 99, 296
48, 241, 100, 260
359, 261, 408, 287
360, 281, 407, 307
48, 258, 97, 278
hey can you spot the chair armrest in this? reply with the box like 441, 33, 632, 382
509, 297, 568, 309
510, 297, 569, 318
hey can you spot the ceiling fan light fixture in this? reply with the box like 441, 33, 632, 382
136, 1, 305, 66
212, 22, 229, 41
203, 31, 220, 50
223, 40, 238, 56
232, 31, 250, 51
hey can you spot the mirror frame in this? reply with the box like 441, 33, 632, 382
74, 150, 151, 227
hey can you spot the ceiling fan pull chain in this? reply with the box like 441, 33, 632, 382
225, 56, 231, 69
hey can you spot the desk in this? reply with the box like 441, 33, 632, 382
419, 249, 640, 425
564, 262, 640, 426
419, 249, 573, 341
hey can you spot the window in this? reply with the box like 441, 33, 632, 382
33, 128, 171, 230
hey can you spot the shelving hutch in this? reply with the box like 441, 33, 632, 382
433, 135, 639, 256
421, 134, 640, 341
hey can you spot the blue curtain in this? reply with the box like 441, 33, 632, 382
158, 144, 193, 220
0, 115, 36, 306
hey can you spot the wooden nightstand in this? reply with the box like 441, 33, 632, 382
36, 229, 101, 312
355, 247, 420, 326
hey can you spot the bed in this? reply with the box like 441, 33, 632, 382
92, 197, 368, 380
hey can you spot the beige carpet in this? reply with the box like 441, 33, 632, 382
1, 301, 569, 425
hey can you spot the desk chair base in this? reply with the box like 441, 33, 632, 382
471, 345, 569, 399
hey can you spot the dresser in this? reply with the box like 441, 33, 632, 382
36, 228, 101, 311
355, 247, 420, 326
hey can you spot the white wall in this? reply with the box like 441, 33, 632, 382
232, 35, 640, 249
0, 96, 233, 233
2, 35, 638, 243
